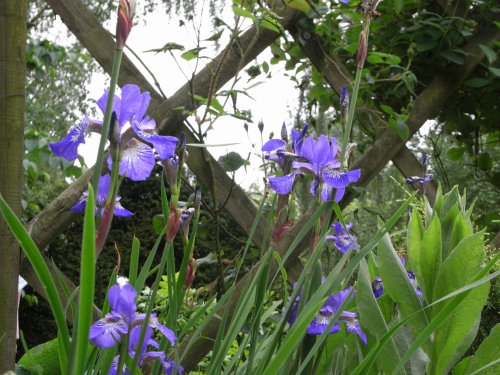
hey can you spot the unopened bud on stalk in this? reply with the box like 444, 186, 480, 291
280, 122, 288, 142
116, 0, 136, 49
162, 155, 179, 188
340, 84, 349, 109
243, 122, 249, 134
194, 186, 202, 210
184, 256, 197, 287
258, 120, 264, 133
357, 30, 368, 68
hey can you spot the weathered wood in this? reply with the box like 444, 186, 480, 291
0, 0, 28, 370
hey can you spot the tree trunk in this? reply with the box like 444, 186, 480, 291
0, 0, 28, 370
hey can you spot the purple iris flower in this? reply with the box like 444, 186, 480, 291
406, 174, 433, 186
325, 222, 359, 253
109, 326, 183, 375
262, 123, 308, 170
287, 284, 366, 344
399, 257, 423, 297
372, 277, 384, 298
89, 278, 176, 350
266, 134, 361, 201
49, 84, 178, 181
72, 174, 133, 217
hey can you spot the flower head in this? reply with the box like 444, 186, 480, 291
325, 222, 359, 253
287, 283, 366, 344
265, 131, 360, 201
49, 84, 178, 181
72, 174, 133, 217
372, 277, 384, 298
116, 0, 136, 48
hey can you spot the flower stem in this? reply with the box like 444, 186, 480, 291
130, 241, 172, 373
339, 65, 362, 168
91, 48, 123, 194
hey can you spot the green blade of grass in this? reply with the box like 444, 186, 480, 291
0, 193, 70, 369
71, 183, 96, 374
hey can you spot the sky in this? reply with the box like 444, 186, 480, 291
55, 3, 301, 190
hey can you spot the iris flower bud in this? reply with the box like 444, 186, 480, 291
116, 0, 136, 49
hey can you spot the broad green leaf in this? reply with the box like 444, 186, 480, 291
407, 208, 424, 275
18, 339, 60, 375
181, 47, 204, 60
440, 50, 464, 65
419, 215, 441, 301
393, 0, 404, 14
447, 147, 465, 160
432, 232, 490, 373
218, 151, 249, 172
446, 213, 472, 258
479, 44, 497, 64
454, 324, 500, 375
464, 77, 490, 88
232, 5, 256, 21
377, 233, 429, 339
488, 66, 500, 77
357, 259, 405, 374
477, 152, 493, 171
367, 52, 401, 65
286, 0, 311, 14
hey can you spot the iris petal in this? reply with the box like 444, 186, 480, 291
49, 117, 89, 161
268, 173, 296, 195
114, 139, 155, 181
262, 138, 286, 152
89, 312, 128, 348
132, 119, 178, 160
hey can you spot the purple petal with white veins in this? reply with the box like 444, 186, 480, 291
96, 174, 111, 205
323, 169, 349, 188
108, 283, 137, 317
262, 138, 286, 152
114, 200, 134, 217
72, 196, 88, 213
49, 117, 89, 161
343, 315, 367, 344
162, 359, 184, 375
307, 316, 340, 335
321, 185, 332, 201
89, 312, 128, 348
148, 314, 176, 345
113, 139, 155, 181
132, 119, 178, 160
268, 173, 296, 195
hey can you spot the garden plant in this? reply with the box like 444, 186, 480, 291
0, 0, 499, 374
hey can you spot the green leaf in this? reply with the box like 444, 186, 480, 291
464, 77, 490, 88
218, 151, 249, 172
357, 259, 405, 374
377, 233, 429, 337
285, 0, 311, 14
477, 152, 493, 171
393, 0, 404, 14
0, 194, 70, 368
432, 232, 490, 373
419, 215, 441, 301
488, 67, 500, 77
447, 147, 465, 160
181, 47, 204, 60
232, 5, 256, 21
70, 183, 96, 374
407, 208, 424, 275
380, 104, 395, 116
416, 39, 438, 52
145, 42, 185, 54
367, 52, 401, 65
454, 324, 500, 375
440, 50, 464, 65
18, 339, 61, 375
479, 44, 497, 64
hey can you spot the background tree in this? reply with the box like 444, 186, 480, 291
0, 0, 28, 370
